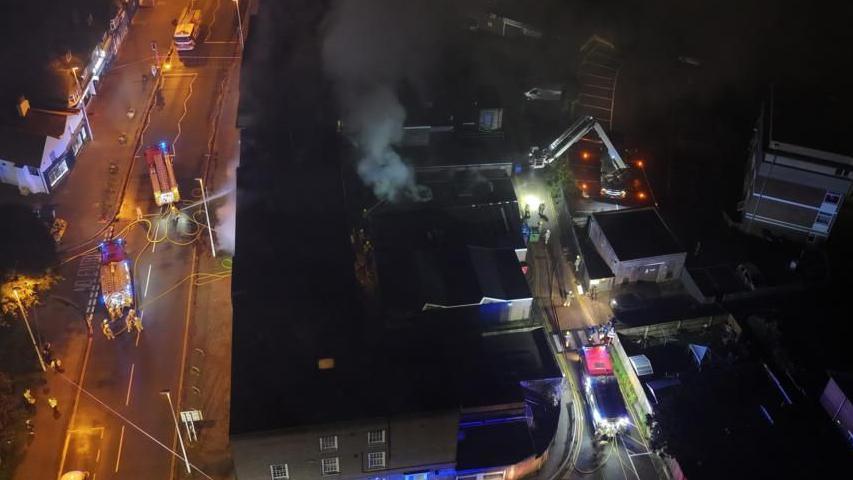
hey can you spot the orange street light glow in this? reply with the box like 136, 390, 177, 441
636, 160, 644, 168
581, 151, 591, 160
638, 192, 647, 200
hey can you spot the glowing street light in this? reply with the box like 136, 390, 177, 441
635, 159, 658, 207
159, 390, 192, 474
233, 0, 244, 49
12, 288, 46, 372
196, 177, 217, 258
70, 67, 93, 141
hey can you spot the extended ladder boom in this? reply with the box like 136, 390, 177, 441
529, 115, 628, 172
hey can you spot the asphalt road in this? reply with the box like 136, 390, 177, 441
52, 1, 241, 479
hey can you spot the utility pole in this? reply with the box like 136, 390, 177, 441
233, 0, 245, 49
13, 289, 46, 372
70, 67, 94, 141
196, 177, 217, 257
160, 390, 192, 474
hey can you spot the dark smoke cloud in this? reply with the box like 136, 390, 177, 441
321, 0, 443, 202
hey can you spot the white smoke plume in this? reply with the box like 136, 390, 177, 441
215, 155, 238, 254
321, 0, 440, 202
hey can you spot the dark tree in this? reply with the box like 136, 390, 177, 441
650, 361, 852, 479
0, 204, 57, 277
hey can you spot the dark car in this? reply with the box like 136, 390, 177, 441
610, 292, 642, 311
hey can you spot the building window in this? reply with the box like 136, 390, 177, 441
26, 166, 40, 177
47, 159, 69, 187
270, 464, 289, 480
824, 192, 841, 205
321, 457, 340, 476
366, 451, 386, 470
319, 435, 338, 452
815, 213, 832, 226
367, 429, 386, 445
404, 473, 428, 480
458, 472, 505, 480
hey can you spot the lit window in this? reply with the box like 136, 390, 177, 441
319, 435, 338, 451
321, 457, 340, 475
366, 451, 386, 470
824, 192, 841, 205
367, 429, 386, 445
270, 464, 289, 480
404, 473, 428, 480
48, 160, 69, 186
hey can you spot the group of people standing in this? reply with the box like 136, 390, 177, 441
101, 308, 143, 340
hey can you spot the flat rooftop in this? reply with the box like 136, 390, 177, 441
768, 85, 853, 162
592, 207, 683, 261
369, 200, 525, 251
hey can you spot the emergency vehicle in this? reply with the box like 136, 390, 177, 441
99, 238, 134, 317
580, 345, 630, 436
173, 8, 202, 51
144, 143, 181, 206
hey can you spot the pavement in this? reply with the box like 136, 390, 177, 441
10, 1, 244, 479
175, 45, 243, 480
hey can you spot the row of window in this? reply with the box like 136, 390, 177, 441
320, 429, 386, 452
269, 451, 387, 480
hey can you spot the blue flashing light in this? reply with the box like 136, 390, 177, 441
160, 141, 168, 152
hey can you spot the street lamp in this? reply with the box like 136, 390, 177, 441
70, 67, 94, 141
233, 0, 244, 49
159, 390, 192, 474
635, 160, 658, 207
196, 177, 217, 258
12, 288, 46, 372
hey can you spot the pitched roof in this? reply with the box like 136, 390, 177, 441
592, 207, 683, 261
468, 246, 530, 300
0, 108, 71, 168
0, 129, 47, 168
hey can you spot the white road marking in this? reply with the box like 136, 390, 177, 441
114, 425, 126, 472
144, 264, 153, 298
152, 221, 161, 253
125, 363, 135, 406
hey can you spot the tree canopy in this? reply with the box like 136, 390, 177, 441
0, 204, 59, 321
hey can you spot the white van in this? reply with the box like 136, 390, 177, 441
174, 8, 202, 51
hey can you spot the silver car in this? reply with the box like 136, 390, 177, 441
524, 87, 562, 101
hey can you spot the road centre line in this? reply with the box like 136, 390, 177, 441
145, 264, 153, 298
152, 221, 160, 253
115, 425, 126, 473
125, 364, 135, 406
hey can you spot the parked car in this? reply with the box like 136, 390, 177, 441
524, 86, 563, 101
610, 292, 642, 311
61, 472, 90, 480
736, 263, 765, 290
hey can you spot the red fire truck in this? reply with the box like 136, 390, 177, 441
144, 143, 180, 206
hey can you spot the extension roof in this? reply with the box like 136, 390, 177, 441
592, 207, 683, 261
